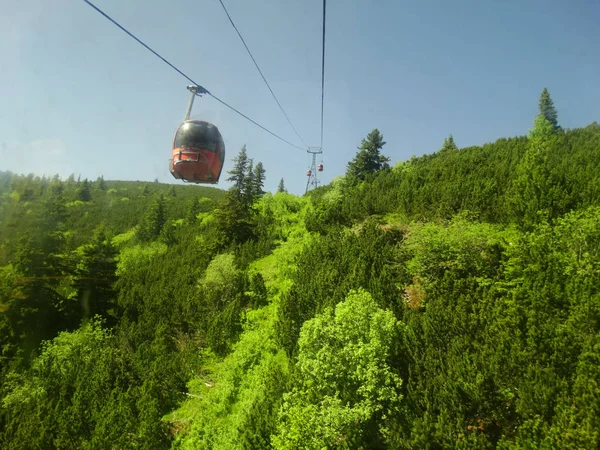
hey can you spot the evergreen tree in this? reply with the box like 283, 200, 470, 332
226, 146, 265, 204
244, 159, 255, 204
159, 221, 177, 246
213, 191, 256, 245
1, 321, 172, 450
507, 114, 564, 227
72, 231, 118, 323
441, 134, 458, 152
539, 87, 559, 130
227, 145, 249, 193
7, 238, 66, 364
277, 178, 286, 193
137, 195, 166, 242
96, 175, 106, 191
76, 179, 91, 202
187, 197, 201, 223
252, 162, 266, 199
346, 129, 390, 181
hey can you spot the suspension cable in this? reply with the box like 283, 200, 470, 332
217, 0, 308, 148
82, 0, 306, 151
320, 0, 327, 149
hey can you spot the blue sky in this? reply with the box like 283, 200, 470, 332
1, 0, 599, 195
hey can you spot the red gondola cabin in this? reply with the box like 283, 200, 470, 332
170, 120, 225, 184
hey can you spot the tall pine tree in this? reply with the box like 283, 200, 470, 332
227, 145, 249, 194
538, 87, 559, 130
346, 129, 390, 181
277, 178, 286, 193
252, 162, 266, 199
226, 146, 266, 204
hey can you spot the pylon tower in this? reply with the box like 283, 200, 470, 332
305, 147, 323, 194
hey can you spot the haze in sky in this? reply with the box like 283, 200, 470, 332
1, 0, 599, 195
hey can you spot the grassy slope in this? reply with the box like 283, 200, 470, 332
167, 195, 314, 449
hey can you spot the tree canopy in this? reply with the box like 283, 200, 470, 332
1, 88, 599, 449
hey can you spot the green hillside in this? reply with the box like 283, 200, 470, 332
1, 90, 600, 449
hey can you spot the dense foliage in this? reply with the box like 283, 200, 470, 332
2, 89, 600, 448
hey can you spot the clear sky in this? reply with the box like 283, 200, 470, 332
1, 0, 599, 195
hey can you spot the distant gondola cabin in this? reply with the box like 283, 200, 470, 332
170, 120, 225, 184
318, 163, 323, 172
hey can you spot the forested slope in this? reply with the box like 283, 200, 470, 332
1, 92, 600, 448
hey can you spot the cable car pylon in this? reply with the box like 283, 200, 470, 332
305, 146, 323, 194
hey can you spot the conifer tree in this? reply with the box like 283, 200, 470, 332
538, 87, 559, 130
441, 135, 458, 152
277, 178, 286, 193
346, 129, 390, 181
226, 146, 266, 204
138, 195, 166, 241
72, 231, 118, 323
508, 109, 560, 227
227, 145, 249, 193
213, 191, 255, 244
252, 162, 266, 199
244, 159, 255, 204
187, 197, 201, 223
96, 175, 106, 191
76, 178, 91, 202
